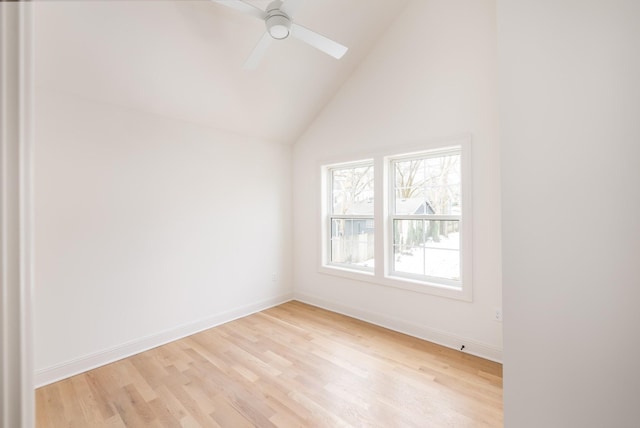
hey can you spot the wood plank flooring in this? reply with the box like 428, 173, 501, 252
36, 301, 503, 427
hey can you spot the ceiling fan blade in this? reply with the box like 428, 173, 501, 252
211, 0, 266, 20
243, 32, 273, 70
280, 0, 306, 17
291, 24, 348, 59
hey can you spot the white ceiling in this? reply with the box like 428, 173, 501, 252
34, 0, 409, 144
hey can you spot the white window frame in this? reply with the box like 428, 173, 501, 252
322, 159, 375, 274
319, 135, 472, 301
387, 147, 463, 288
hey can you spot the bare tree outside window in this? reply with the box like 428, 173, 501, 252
332, 165, 374, 215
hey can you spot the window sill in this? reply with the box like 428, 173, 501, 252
319, 264, 375, 279
318, 264, 472, 302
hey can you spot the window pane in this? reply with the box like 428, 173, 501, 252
393, 220, 460, 280
394, 153, 461, 215
330, 218, 374, 268
332, 165, 374, 215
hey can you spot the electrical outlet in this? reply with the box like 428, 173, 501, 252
494, 308, 503, 322
271, 273, 277, 282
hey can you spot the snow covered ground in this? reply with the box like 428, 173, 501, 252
354, 232, 460, 280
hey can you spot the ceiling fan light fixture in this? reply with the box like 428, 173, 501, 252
266, 14, 291, 39
213, 0, 349, 69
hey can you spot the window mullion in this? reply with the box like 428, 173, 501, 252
329, 215, 374, 220
374, 155, 385, 279
391, 214, 460, 221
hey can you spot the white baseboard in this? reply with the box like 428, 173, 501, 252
294, 291, 503, 363
35, 291, 501, 387
34, 293, 294, 388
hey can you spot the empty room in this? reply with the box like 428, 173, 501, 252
1, 0, 638, 427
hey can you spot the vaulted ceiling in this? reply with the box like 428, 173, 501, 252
35, 0, 409, 144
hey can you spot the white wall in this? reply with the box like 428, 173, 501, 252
292, 0, 502, 359
499, 1, 640, 426
34, 89, 292, 384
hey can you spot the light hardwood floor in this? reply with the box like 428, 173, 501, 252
36, 301, 503, 427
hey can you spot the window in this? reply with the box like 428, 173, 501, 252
321, 137, 471, 300
389, 149, 462, 288
325, 161, 374, 271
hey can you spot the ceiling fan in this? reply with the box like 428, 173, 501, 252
212, 0, 348, 69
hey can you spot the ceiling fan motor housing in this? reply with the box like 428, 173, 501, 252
265, 1, 291, 39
